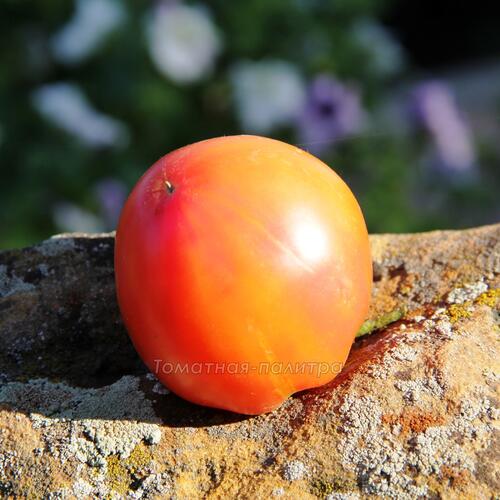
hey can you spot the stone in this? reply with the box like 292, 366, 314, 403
0, 224, 499, 498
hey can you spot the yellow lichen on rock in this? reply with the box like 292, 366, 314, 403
447, 302, 474, 323
106, 454, 130, 496
474, 287, 500, 308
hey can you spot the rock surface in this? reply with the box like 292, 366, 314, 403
0, 225, 499, 499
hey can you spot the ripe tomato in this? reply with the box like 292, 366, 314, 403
115, 135, 372, 415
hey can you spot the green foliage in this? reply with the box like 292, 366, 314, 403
0, 0, 498, 249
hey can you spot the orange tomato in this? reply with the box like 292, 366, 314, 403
115, 135, 372, 415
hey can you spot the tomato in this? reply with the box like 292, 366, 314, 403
115, 135, 372, 415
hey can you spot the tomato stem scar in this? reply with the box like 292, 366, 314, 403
165, 180, 175, 195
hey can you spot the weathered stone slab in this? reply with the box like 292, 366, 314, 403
0, 225, 498, 498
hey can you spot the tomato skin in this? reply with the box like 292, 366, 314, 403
115, 135, 372, 415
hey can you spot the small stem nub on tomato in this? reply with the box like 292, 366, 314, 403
165, 181, 175, 195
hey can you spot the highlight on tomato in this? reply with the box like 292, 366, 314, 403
114, 135, 372, 415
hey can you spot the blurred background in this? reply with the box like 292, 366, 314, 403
1, 0, 499, 249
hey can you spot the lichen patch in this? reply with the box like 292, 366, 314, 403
0, 265, 35, 298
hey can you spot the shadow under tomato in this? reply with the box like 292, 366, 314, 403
141, 322, 406, 428
0, 233, 404, 429
0, 321, 405, 429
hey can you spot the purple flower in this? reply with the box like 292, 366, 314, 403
94, 178, 127, 229
409, 81, 476, 175
296, 75, 363, 155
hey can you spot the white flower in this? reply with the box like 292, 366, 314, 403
32, 83, 128, 148
146, 2, 222, 84
53, 202, 105, 234
51, 0, 126, 65
231, 60, 305, 133
351, 19, 404, 77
